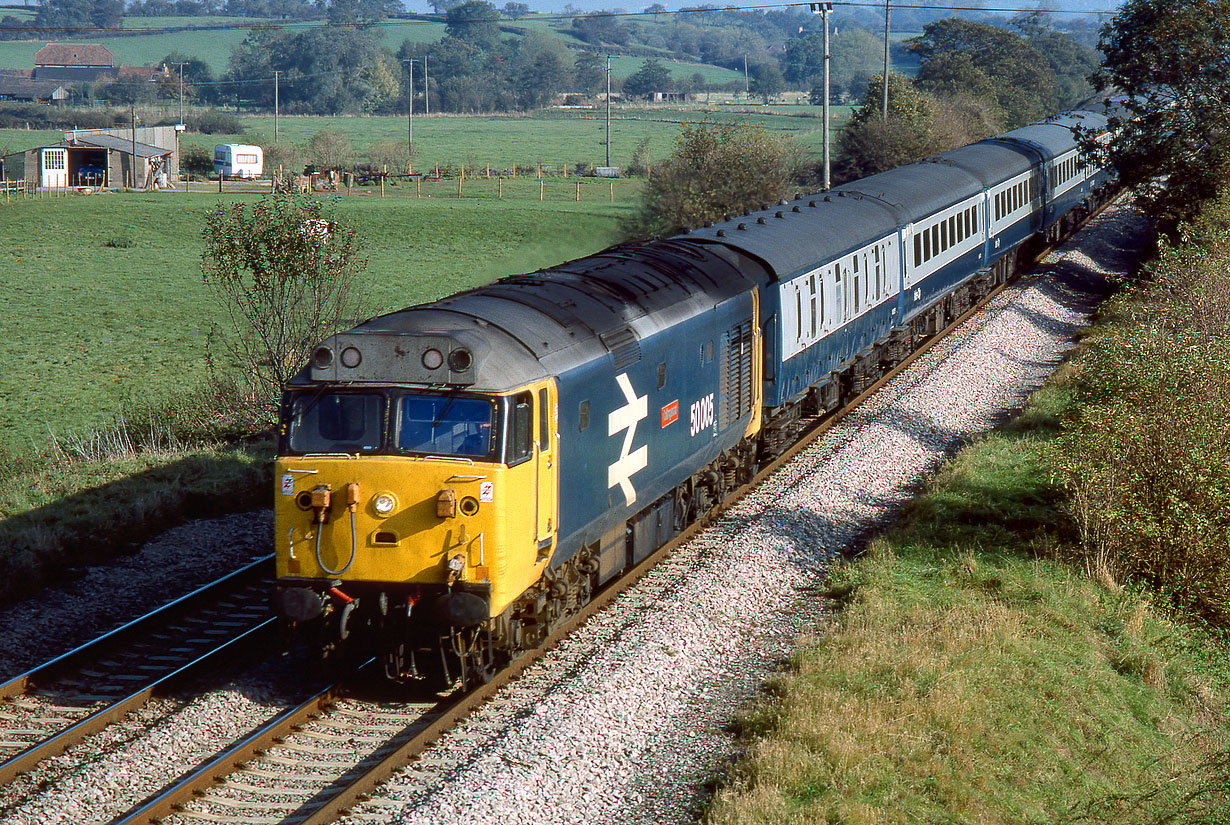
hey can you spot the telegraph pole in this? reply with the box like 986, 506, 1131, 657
605, 55, 611, 167
820, 4, 832, 189
172, 61, 188, 126
882, 0, 891, 120
130, 105, 138, 188
423, 55, 429, 116
273, 70, 280, 143
403, 59, 414, 155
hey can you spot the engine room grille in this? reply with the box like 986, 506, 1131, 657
600, 326, 642, 371
719, 320, 754, 430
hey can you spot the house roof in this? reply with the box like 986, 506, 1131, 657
54, 134, 171, 159
0, 77, 68, 99
34, 44, 114, 68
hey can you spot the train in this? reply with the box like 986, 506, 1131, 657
272, 104, 1115, 686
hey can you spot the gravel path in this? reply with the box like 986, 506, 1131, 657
0, 199, 1150, 825
333, 198, 1151, 825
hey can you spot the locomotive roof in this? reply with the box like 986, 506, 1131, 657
294, 241, 767, 393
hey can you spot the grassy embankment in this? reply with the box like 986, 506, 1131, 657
707, 201, 1230, 823
0, 189, 638, 599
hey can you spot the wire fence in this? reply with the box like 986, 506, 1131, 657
1, 171, 642, 204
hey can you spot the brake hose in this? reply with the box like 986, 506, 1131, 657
315, 510, 357, 576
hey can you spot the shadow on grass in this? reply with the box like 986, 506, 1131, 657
0, 447, 272, 605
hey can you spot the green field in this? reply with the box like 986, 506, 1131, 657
0, 190, 638, 454
169, 107, 837, 171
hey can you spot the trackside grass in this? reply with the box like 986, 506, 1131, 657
706, 374, 1230, 824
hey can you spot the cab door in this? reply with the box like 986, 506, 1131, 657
535, 381, 558, 555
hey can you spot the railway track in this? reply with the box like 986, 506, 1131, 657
0, 555, 275, 789
104, 193, 1129, 825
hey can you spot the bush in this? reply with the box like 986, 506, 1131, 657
200, 194, 374, 423
627, 120, 801, 238
1055, 191, 1230, 625
181, 144, 214, 178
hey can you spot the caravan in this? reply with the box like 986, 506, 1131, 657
213, 144, 263, 179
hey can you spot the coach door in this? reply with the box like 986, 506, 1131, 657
41, 149, 67, 189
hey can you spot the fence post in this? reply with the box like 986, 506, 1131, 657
457, 176, 462, 198
576, 181, 580, 202
499, 178, 503, 199
563, 162, 568, 179
610, 181, 614, 201
537, 162, 541, 179
417, 178, 422, 198
486, 163, 490, 179
539, 179, 544, 201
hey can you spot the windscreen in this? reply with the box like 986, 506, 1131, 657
287, 392, 385, 453
396, 394, 496, 459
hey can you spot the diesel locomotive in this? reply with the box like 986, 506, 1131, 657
273, 105, 1115, 684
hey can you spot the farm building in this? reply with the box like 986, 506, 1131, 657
33, 44, 115, 82
1, 127, 179, 190
0, 77, 69, 104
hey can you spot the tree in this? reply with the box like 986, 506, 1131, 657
622, 58, 671, 100
572, 12, 631, 46
306, 128, 356, 169
1094, 0, 1230, 219
908, 18, 1056, 127
201, 195, 372, 419
833, 73, 995, 183
445, 1, 501, 51
501, 1, 528, 17
749, 62, 785, 103
630, 120, 800, 237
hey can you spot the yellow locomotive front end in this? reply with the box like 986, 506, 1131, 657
273, 328, 558, 684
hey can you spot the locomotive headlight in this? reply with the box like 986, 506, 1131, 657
448, 348, 473, 372
372, 492, 397, 516
422, 348, 444, 370
312, 346, 334, 369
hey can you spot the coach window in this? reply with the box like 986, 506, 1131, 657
914, 233, 922, 267
931, 225, 940, 257
853, 259, 861, 313
578, 400, 590, 432
948, 216, 957, 245
809, 275, 818, 337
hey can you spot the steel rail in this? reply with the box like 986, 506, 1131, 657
0, 618, 277, 785
101, 191, 1126, 825
0, 554, 273, 700
0, 555, 275, 786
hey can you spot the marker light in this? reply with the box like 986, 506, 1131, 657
422, 348, 444, 370
340, 347, 362, 368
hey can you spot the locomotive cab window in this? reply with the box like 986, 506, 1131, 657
578, 400, 590, 432
287, 392, 385, 453
395, 393, 496, 459
507, 393, 533, 464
